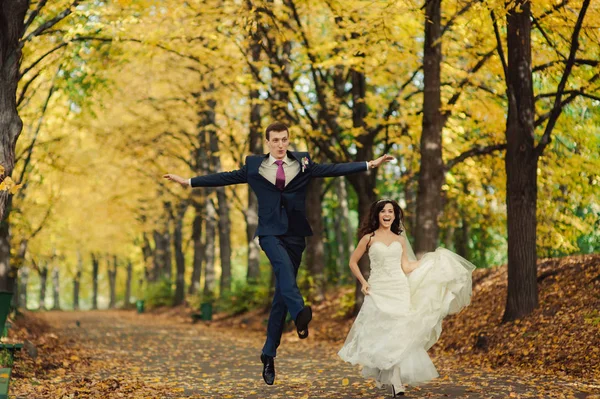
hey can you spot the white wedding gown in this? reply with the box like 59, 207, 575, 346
338, 240, 475, 387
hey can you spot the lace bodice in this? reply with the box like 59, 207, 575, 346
368, 240, 405, 281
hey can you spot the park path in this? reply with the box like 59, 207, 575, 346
23, 310, 596, 399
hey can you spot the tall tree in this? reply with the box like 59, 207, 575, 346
91, 253, 99, 310
124, 259, 133, 308
108, 255, 117, 309
245, 6, 265, 283
0, 2, 28, 225
494, 0, 593, 320
415, 0, 444, 255
73, 251, 82, 310
173, 201, 188, 305
51, 265, 60, 310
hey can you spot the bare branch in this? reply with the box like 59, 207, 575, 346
19, 42, 68, 79
491, 11, 508, 80
23, 0, 80, 42
533, 58, 599, 73
16, 63, 61, 187
536, 0, 591, 156
17, 70, 42, 107
445, 143, 507, 171
24, 0, 49, 32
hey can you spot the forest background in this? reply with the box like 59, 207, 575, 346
0, 0, 598, 325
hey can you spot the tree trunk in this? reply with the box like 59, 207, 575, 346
404, 179, 418, 234
203, 194, 217, 297
0, 198, 14, 292
246, 86, 262, 281
153, 215, 172, 282
141, 232, 154, 282
73, 252, 83, 310
415, 0, 444, 256
456, 216, 469, 258
91, 253, 99, 310
334, 178, 353, 285
163, 206, 173, 281
52, 267, 60, 310
198, 125, 217, 297
108, 255, 117, 309
346, 60, 377, 315
38, 263, 48, 310
305, 178, 326, 301
246, 30, 262, 283
503, 0, 538, 322
188, 200, 204, 295
209, 127, 232, 296
125, 260, 133, 308
18, 266, 28, 308
333, 182, 347, 284
444, 225, 455, 251
173, 202, 187, 305
0, 2, 27, 224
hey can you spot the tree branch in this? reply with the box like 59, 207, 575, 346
17, 70, 42, 107
445, 143, 507, 171
22, 0, 80, 42
19, 42, 68, 79
533, 58, 598, 73
491, 11, 508, 80
24, 0, 49, 32
536, 0, 591, 156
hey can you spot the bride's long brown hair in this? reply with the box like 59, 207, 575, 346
358, 199, 404, 239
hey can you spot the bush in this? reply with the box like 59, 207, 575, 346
218, 280, 271, 315
145, 278, 174, 309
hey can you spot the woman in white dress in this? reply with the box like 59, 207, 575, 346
338, 199, 475, 397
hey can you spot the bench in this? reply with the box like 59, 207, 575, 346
0, 292, 23, 399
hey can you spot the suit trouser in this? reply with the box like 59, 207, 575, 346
258, 235, 306, 357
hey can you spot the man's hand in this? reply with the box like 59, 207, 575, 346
369, 154, 395, 169
163, 174, 190, 188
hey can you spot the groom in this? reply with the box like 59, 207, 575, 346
164, 122, 392, 385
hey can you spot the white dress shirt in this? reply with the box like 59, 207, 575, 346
259, 154, 300, 187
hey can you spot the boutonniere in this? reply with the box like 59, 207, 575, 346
301, 157, 309, 172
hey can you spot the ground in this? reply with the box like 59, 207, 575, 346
11, 310, 599, 399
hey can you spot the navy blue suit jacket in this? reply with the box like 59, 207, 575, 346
190, 151, 367, 237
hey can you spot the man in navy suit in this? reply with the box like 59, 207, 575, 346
164, 122, 393, 385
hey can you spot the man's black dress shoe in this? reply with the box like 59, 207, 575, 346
295, 306, 312, 339
260, 353, 275, 385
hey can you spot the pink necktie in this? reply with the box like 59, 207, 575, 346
274, 160, 285, 190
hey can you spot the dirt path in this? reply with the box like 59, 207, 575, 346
14, 310, 597, 398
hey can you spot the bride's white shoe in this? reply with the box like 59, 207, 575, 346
391, 384, 405, 397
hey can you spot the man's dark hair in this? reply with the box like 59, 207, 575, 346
265, 122, 289, 140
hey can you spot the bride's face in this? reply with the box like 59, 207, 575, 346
378, 203, 395, 229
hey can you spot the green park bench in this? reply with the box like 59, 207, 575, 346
0, 292, 22, 399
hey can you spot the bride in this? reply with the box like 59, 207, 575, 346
338, 199, 475, 397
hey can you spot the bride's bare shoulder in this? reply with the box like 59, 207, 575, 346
358, 234, 373, 246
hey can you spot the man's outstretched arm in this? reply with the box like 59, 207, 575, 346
310, 154, 394, 178
164, 165, 248, 188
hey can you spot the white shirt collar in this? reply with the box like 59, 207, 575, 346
268, 153, 293, 165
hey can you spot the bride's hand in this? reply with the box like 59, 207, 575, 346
361, 283, 370, 296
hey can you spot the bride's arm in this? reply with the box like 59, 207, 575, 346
400, 236, 419, 274
349, 235, 371, 295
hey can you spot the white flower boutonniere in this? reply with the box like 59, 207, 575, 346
301, 157, 309, 172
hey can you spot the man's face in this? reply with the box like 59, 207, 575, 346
266, 130, 289, 160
